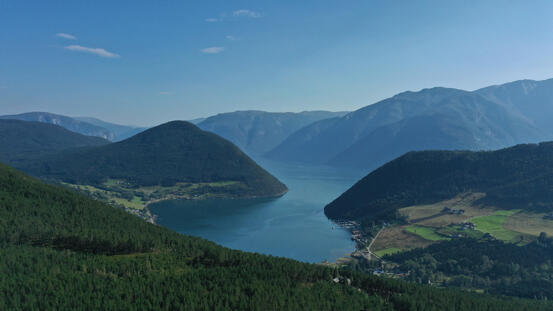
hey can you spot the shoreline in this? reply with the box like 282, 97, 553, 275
134, 189, 289, 225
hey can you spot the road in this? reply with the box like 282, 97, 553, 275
361, 227, 385, 262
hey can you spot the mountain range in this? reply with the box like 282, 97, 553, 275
6, 78, 553, 173
267, 78, 553, 171
197, 110, 348, 156
74, 116, 147, 141
0, 112, 146, 141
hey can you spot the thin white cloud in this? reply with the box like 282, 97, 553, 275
200, 47, 225, 54
226, 35, 237, 41
56, 33, 77, 40
233, 9, 262, 18
159, 91, 174, 95
64, 45, 120, 58
205, 18, 219, 22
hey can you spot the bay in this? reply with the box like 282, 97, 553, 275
150, 160, 365, 263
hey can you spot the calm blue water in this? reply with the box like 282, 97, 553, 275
150, 160, 365, 263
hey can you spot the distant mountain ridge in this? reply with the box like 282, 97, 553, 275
267, 79, 553, 170
74, 116, 147, 141
0, 119, 109, 165
197, 110, 349, 155
0, 112, 146, 141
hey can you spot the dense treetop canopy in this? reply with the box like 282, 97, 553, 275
325, 142, 553, 222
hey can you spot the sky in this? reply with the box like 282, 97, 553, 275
2, 1, 553, 126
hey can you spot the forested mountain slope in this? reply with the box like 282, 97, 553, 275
0, 119, 109, 165
325, 142, 553, 223
19, 120, 287, 198
1, 163, 551, 310
385, 237, 553, 299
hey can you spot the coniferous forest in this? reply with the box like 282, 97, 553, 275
1, 162, 552, 310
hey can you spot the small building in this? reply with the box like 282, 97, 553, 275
332, 277, 352, 285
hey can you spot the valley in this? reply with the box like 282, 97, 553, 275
7, 3, 553, 308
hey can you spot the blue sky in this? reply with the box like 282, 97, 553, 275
2, 1, 553, 126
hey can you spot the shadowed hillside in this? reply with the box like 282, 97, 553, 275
325, 142, 553, 223
19, 120, 288, 198
0, 119, 109, 165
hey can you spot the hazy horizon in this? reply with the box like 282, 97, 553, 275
2, 1, 553, 126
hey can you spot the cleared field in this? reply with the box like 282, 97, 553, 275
437, 225, 485, 239
375, 248, 402, 257
505, 212, 553, 236
471, 210, 524, 242
399, 192, 495, 227
373, 192, 552, 254
64, 179, 245, 210
112, 196, 145, 210
405, 225, 450, 241
372, 226, 433, 252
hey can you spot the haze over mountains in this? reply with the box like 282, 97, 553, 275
267, 78, 553, 171
0, 112, 146, 142
6, 77, 553, 175
74, 116, 148, 141
197, 110, 348, 156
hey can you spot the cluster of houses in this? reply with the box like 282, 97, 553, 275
460, 222, 475, 230
351, 230, 363, 241
334, 220, 360, 229
442, 207, 465, 215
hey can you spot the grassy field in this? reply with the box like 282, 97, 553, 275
436, 224, 486, 239
504, 212, 553, 236
112, 196, 145, 210
64, 179, 246, 210
373, 192, 553, 255
471, 210, 526, 242
399, 192, 494, 227
372, 226, 433, 252
405, 225, 450, 241
375, 248, 402, 257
